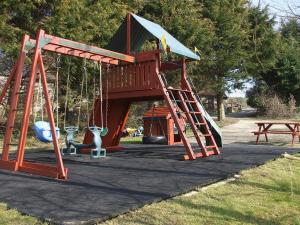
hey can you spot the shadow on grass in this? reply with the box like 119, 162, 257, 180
173, 198, 279, 225
236, 178, 300, 196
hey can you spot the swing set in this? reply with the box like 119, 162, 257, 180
0, 29, 134, 179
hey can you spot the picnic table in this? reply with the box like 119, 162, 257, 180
253, 121, 300, 145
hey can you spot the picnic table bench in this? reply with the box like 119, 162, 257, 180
252, 121, 300, 145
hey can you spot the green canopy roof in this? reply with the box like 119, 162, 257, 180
107, 13, 200, 60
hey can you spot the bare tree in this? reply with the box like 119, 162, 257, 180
264, 0, 300, 20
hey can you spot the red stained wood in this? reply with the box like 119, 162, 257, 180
83, 99, 131, 148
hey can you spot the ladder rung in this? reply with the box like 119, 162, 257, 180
206, 150, 217, 155
191, 149, 215, 155
206, 145, 217, 149
189, 150, 216, 159
8, 143, 18, 146
12, 108, 24, 111
185, 100, 196, 103
200, 134, 212, 137
195, 122, 206, 125
167, 88, 190, 93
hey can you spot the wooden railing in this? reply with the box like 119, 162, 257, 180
106, 51, 160, 93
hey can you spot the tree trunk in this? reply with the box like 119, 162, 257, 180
217, 92, 226, 121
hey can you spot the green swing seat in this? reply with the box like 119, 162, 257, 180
61, 126, 108, 159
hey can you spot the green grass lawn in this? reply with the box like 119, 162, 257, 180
0, 154, 299, 225
120, 136, 142, 144
0, 204, 46, 225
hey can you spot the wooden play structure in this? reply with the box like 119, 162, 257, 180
143, 106, 185, 145
0, 13, 222, 180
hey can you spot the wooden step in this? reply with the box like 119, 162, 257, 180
206, 145, 217, 149
8, 143, 18, 146
188, 111, 201, 114
201, 134, 212, 138
167, 88, 191, 92
184, 100, 197, 103
12, 108, 24, 111
183, 150, 216, 160
195, 122, 207, 125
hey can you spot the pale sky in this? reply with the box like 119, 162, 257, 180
251, 0, 300, 23
229, 0, 299, 98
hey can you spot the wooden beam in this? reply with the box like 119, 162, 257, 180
44, 32, 135, 63
160, 61, 181, 71
25, 29, 135, 64
126, 13, 131, 55
42, 44, 119, 65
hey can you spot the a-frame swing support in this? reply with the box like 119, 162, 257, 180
0, 29, 134, 179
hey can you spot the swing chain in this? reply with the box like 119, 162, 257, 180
34, 75, 44, 123
77, 60, 85, 129
63, 58, 71, 129
105, 63, 109, 128
56, 54, 61, 68
53, 54, 61, 127
84, 58, 89, 128
98, 60, 103, 127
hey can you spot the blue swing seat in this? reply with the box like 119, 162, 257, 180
33, 121, 60, 143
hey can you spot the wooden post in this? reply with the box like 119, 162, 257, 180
292, 124, 296, 145
256, 125, 262, 144
126, 13, 131, 55
262, 124, 268, 142
38, 54, 66, 178
181, 58, 187, 90
2, 35, 29, 161
0, 65, 17, 105
16, 30, 44, 167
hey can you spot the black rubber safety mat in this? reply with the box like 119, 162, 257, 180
0, 144, 298, 224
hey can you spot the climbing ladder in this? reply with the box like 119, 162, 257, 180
158, 73, 220, 160
187, 77, 223, 147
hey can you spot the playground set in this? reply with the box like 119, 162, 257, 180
0, 13, 222, 180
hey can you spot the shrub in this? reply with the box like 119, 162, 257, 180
256, 93, 297, 118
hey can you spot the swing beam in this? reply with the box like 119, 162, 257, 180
0, 29, 135, 179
